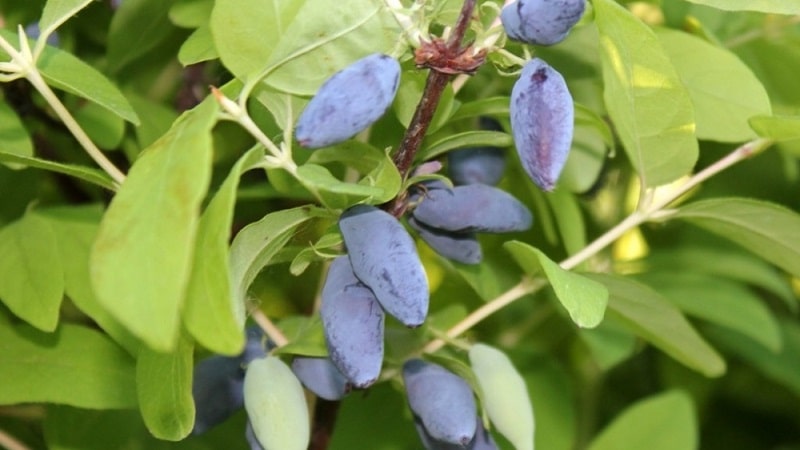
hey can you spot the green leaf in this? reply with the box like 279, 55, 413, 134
504, 241, 608, 328
306, 141, 388, 174
211, 0, 400, 95
35, 206, 140, 355
579, 318, 638, 370
244, 357, 310, 450
73, 100, 126, 150
0, 152, 116, 190
589, 273, 726, 377
0, 211, 64, 331
273, 316, 328, 357
28, 33, 140, 124
635, 246, 797, 312
684, 0, 800, 14
594, 0, 697, 187
749, 114, 800, 141
561, 104, 612, 193
38, 0, 94, 36
469, 343, 535, 450
417, 131, 513, 162
136, 333, 195, 440
107, 0, 174, 73
229, 206, 318, 311
588, 390, 696, 450
178, 25, 218, 66
673, 198, 800, 277
638, 272, 782, 352
449, 96, 509, 122
0, 101, 33, 169
169, 0, 214, 28
706, 319, 800, 397
0, 323, 137, 408
90, 99, 217, 352
184, 147, 264, 356
295, 163, 387, 209
289, 232, 341, 276
545, 188, 586, 257
657, 28, 771, 142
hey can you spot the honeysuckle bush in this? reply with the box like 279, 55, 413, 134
1, 0, 800, 449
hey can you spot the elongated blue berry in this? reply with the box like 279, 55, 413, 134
412, 184, 532, 233
448, 118, 507, 186
291, 356, 351, 400
510, 58, 574, 191
339, 205, 429, 327
191, 355, 244, 434
408, 216, 482, 264
414, 416, 499, 450
321, 256, 385, 388
403, 359, 478, 445
295, 53, 401, 148
501, 0, 586, 46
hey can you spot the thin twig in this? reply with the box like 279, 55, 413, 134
0, 429, 31, 450
248, 305, 289, 347
424, 138, 773, 352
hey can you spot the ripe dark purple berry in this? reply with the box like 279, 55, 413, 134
411, 183, 533, 233
295, 53, 401, 148
191, 355, 244, 435
403, 359, 478, 445
320, 256, 385, 388
338, 205, 429, 327
408, 216, 482, 265
510, 58, 574, 191
501, 0, 586, 46
291, 356, 351, 400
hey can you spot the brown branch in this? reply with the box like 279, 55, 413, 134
387, 0, 479, 217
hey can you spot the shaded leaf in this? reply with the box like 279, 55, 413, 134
107, 0, 174, 73
588, 390, 696, 450
0, 101, 33, 169
229, 206, 319, 310
749, 114, 800, 141
684, 0, 800, 14
588, 273, 726, 377
136, 333, 195, 440
0, 323, 137, 408
638, 272, 782, 352
673, 198, 800, 277
0, 211, 63, 331
0, 152, 115, 190
183, 147, 264, 356
417, 131, 513, 162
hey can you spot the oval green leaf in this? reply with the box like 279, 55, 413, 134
588, 273, 726, 377
0, 212, 64, 332
588, 390, 696, 450
657, 28, 771, 142
504, 241, 608, 328
594, 0, 697, 187
684, 0, 800, 14
136, 333, 195, 440
183, 147, 264, 356
90, 99, 217, 352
